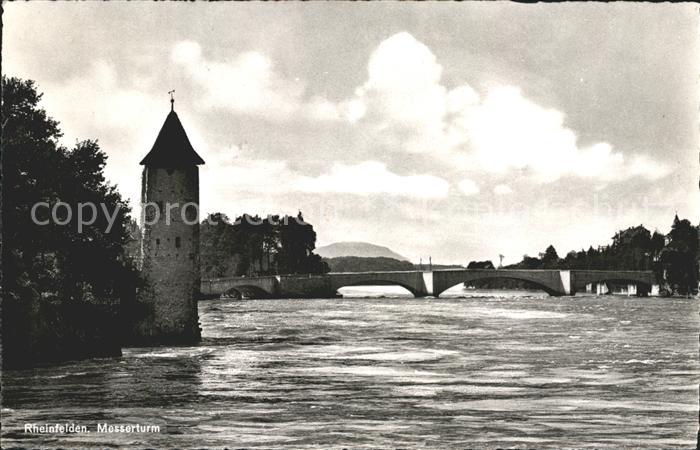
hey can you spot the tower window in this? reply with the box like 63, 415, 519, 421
175, 237, 181, 248
156, 238, 160, 246
182, 203, 198, 222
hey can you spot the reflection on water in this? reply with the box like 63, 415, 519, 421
2, 289, 699, 448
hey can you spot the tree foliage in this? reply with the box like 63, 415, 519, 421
659, 215, 698, 295
2, 76, 138, 367
327, 256, 415, 272
506, 218, 698, 296
467, 260, 495, 269
200, 212, 329, 278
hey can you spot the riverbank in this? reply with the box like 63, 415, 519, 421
2, 297, 121, 369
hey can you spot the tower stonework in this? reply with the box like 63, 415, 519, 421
133, 105, 205, 344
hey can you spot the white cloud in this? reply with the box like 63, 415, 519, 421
342, 32, 669, 184
172, 41, 303, 120
41, 60, 162, 140
458, 178, 480, 196
199, 150, 300, 217
171, 40, 202, 64
494, 184, 514, 195
365, 32, 443, 94
204, 155, 451, 201
622, 154, 671, 181
346, 32, 450, 154
34, 60, 168, 209
172, 40, 348, 123
171, 34, 669, 191
453, 86, 671, 183
296, 161, 449, 199
202, 155, 292, 194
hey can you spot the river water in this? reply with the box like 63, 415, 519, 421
2, 289, 699, 448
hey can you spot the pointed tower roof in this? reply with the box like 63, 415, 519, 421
140, 108, 205, 167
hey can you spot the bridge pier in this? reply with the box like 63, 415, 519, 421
279, 275, 336, 298
596, 282, 609, 295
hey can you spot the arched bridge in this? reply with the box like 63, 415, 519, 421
201, 269, 656, 299
433, 269, 656, 296
200, 271, 430, 298
432, 269, 571, 297
328, 271, 429, 297
569, 270, 655, 294
200, 275, 280, 299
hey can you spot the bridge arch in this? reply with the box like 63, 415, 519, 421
436, 275, 562, 297
586, 277, 652, 287
328, 271, 429, 298
590, 279, 652, 296
200, 275, 279, 300
432, 269, 569, 297
570, 270, 655, 295
333, 279, 420, 297
221, 285, 271, 299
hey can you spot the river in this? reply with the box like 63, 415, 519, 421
2, 288, 698, 448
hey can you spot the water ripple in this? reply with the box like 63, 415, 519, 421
2, 293, 698, 448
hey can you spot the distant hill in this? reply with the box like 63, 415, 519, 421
324, 256, 415, 273
316, 242, 410, 261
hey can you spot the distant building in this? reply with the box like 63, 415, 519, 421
132, 100, 205, 343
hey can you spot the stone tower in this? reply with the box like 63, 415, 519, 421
135, 99, 205, 343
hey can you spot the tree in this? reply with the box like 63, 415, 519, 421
660, 215, 698, 295
278, 212, 316, 274
260, 215, 279, 274
563, 250, 586, 270
326, 256, 414, 273
650, 231, 665, 260
540, 245, 560, 269
2, 76, 137, 367
234, 214, 267, 275
520, 255, 542, 270
467, 260, 495, 269
200, 211, 329, 277
607, 225, 654, 270
200, 213, 240, 278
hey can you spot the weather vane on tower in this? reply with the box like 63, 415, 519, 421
168, 90, 175, 111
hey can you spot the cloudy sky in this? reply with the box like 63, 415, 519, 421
5, 3, 699, 264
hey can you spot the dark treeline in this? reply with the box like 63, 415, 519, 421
200, 212, 329, 278
325, 256, 415, 273
324, 257, 461, 273
469, 217, 698, 296
2, 76, 139, 368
